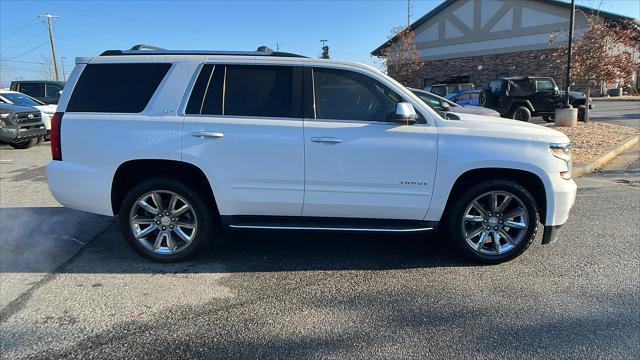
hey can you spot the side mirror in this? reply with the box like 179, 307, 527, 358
553, 87, 560, 95
440, 101, 451, 111
394, 102, 418, 124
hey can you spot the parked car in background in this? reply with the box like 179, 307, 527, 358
47, 45, 576, 264
479, 77, 568, 122
409, 88, 500, 118
0, 90, 55, 138
424, 83, 474, 97
446, 89, 482, 106
542, 90, 594, 123
9, 80, 65, 104
0, 103, 47, 149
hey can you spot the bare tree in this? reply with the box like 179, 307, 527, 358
379, 26, 423, 87
39, 54, 56, 80
548, 15, 639, 121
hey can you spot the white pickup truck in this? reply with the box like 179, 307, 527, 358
46, 46, 576, 263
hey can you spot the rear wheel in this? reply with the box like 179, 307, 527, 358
119, 179, 214, 262
446, 179, 539, 263
509, 106, 531, 122
10, 137, 38, 149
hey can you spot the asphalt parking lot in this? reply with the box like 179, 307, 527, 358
0, 102, 638, 359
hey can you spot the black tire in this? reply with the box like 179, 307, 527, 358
509, 106, 531, 122
36, 136, 44, 145
479, 90, 490, 107
445, 179, 539, 264
542, 115, 555, 123
10, 137, 38, 149
119, 178, 214, 262
578, 108, 585, 122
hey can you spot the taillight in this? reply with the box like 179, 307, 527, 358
50, 112, 63, 161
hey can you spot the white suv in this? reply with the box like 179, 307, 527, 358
46, 46, 576, 263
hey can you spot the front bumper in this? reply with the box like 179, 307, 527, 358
542, 225, 562, 244
547, 177, 577, 226
0, 124, 47, 144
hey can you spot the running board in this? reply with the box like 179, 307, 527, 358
221, 216, 438, 233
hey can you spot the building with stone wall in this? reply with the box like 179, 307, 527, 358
371, 0, 639, 94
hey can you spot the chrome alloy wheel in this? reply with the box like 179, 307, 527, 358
129, 190, 198, 255
461, 191, 529, 256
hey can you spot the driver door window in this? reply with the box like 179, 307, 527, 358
313, 68, 401, 122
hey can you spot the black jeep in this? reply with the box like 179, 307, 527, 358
480, 77, 566, 122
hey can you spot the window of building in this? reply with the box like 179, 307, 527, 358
67, 63, 171, 113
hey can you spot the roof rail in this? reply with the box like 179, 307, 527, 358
130, 44, 166, 51
99, 45, 307, 58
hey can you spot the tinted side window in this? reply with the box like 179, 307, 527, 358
535, 79, 555, 92
313, 68, 402, 122
45, 83, 62, 98
508, 80, 533, 96
185, 64, 224, 115
67, 63, 171, 113
224, 65, 297, 118
18, 83, 44, 97
489, 80, 503, 93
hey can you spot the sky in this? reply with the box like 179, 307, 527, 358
1, 0, 639, 86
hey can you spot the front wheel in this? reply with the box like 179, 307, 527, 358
446, 180, 539, 263
119, 179, 214, 262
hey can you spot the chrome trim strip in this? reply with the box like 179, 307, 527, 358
228, 225, 434, 232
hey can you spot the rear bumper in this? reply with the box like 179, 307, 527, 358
46, 160, 115, 216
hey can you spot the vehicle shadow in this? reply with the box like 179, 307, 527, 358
0, 205, 483, 274
65, 224, 478, 275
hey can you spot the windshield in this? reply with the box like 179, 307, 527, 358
1, 92, 43, 106
412, 90, 458, 109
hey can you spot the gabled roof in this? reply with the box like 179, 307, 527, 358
371, 0, 639, 56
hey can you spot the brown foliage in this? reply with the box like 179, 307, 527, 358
379, 26, 423, 87
548, 16, 639, 88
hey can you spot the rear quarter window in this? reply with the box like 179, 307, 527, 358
66, 63, 171, 113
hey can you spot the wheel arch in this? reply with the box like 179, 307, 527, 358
441, 167, 547, 224
511, 100, 535, 113
111, 159, 219, 217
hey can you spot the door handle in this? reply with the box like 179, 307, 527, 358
311, 137, 342, 144
192, 131, 224, 139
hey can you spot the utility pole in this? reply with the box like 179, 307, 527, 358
407, 0, 412, 27
40, 13, 59, 81
564, 0, 576, 108
61, 57, 66, 81
320, 39, 329, 59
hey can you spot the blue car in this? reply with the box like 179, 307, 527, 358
445, 90, 482, 106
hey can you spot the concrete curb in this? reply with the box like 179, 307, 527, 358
591, 97, 640, 102
573, 135, 640, 177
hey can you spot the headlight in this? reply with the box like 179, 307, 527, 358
550, 143, 572, 179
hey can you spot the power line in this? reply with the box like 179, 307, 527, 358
3, 42, 49, 61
